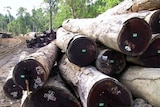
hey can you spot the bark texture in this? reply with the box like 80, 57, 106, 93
119, 66, 160, 107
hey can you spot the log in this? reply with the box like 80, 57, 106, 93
96, 0, 160, 16
59, 55, 133, 107
13, 41, 59, 91
119, 66, 160, 107
56, 28, 97, 66
21, 74, 81, 107
62, 13, 152, 56
127, 34, 160, 67
3, 51, 29, 100
95, 48, 126, 76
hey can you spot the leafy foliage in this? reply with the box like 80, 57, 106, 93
0, 0, 123, 36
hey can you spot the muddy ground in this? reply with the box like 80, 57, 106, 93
0, 37, 37, 107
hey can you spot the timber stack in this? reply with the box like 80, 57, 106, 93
2, 0, 160, 107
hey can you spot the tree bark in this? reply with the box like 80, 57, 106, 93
13, 41, 59, 91
56, 28, 97, 67
62, 13, 152, 56
95, 48, 126, 76
21, 74, 81, 107
59, 55, 132, 107
119, 66, 160, 107
96, 0, 160, 17
127, 34, 160, 67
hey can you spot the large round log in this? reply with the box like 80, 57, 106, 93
3, 51, 29, 100
21, 74, 81, 107
59, 55, 132, 107
62, 14, 151, 56
119, 66, 160, 107
13, 41, 59, 91
96, 48, 126, 76
56, 28, 97, 66
127, 34, 160, 67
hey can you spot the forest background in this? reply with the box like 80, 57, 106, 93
0, 0, 123, 36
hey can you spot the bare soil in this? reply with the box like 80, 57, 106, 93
0, 36, 37, 107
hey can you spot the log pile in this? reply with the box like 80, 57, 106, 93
3, 0, 160, 107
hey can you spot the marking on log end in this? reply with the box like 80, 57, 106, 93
132, 33, 138, 38
101, 55, 108, 61
99, 103, 105, 107
157, 50, 160, 54
44, 90, 56, 101
124, 46, 131, 52
82, 49, 87, 53
20, 75, 25, 79
110, 60, 114, 64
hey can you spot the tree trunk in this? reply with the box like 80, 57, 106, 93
127, 34, 160, 67
95, 48, 126, 76
119, 66, 160, 107
96, 0, 160, 16
56, 28, 97, 67
62, 13, 151, 56
13, 41, 59, 91
21, 74, 81, 107
59, 55, 132, 107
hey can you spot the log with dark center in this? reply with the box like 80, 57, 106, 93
13, 41, 59, 91
21, 75, 81, 107
96, 48, 126, 76
127, 34, 160, 67
56, 28, 97, 66
62, 14, 151, 56
3, 78, 23, 100
145, 10, 160, 34
59, 55, 132, 107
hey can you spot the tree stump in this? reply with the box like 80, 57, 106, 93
59, 55, 132, 107
13, 41, 59, 91
119, 66, 160, 107
56, 28, 97, 66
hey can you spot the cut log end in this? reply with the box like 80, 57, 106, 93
119, 17, 151, 56
149, 10, 160, 34
138, 36, 160, 67
3, 78, 23, 100
22, 87, 81, 107
87, 78, 132, 107
13, 59, 46, 91
96, 49, 126, 75
67, 36, 97, 67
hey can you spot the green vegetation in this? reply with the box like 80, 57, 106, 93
0, 0, 123, 36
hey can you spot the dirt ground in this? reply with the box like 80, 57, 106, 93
0, 36, 37, 107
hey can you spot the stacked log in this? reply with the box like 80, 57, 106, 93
56, 28, 97, 67
13, 41, 59, 91
127, 34, 160, 67
95, 48, 126, 76
3, 0, 160, 107
59, 55, 132, 107
21, 73, 81, 107
119, 66, 160, 107
62, 13, 152, 56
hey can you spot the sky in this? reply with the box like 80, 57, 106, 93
0, 0, 46, 17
